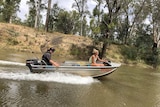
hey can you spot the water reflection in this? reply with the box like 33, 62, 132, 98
0, 66, 160, 107
35, 83, 49, 95
99, 66, 160, 107
0, 80, 21, 106
0, 80, 8, 106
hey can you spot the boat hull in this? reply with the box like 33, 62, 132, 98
26, 59, 121, 78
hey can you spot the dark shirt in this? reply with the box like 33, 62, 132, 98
42, 51, 52, 65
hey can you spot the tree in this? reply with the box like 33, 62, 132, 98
115, 0, 132, 44
26, 0, 36, 27
0, 1, 3, 21
0, 0, 21, 23
72, 0, 90, 36
90, 0, 104, 38
48, 4, 83, 35
26, 0, 45, 28
148, 0, 160, 68
55, 10, 74, 34
34, 0, 46, 29
135, 24, 153, 60
47, 3, 62, 32
116, 0, 160, 67
100, 0, 121, 58
93, 0, 104, 26
71, 10, 81, 35
128, 0, 147, 44
45, 0, 52, 32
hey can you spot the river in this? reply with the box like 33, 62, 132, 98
0, 49, 160, 107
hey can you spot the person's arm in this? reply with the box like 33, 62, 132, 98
97, 56, 106, 62
50, 60, 59, 67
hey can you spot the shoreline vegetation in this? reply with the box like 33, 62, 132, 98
0, 23, 159, 70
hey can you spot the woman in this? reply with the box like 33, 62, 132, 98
89, 49, 106, 66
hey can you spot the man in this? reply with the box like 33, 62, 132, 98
42, 47, 59, 67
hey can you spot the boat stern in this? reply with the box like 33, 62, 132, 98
26, 59, 39, 72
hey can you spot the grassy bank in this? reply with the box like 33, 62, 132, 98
0, 23, 159, 69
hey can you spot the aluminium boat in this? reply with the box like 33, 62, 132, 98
26, 59, 121, 78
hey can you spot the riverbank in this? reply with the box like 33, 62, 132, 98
0, 23, 159, 69
0, 23, 92, 58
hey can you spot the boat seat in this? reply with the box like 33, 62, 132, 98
86, 64, 91, 66
41, 60, 47, 65
72, 64, 80, 66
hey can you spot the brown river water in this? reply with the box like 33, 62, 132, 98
0, 49, 160, 107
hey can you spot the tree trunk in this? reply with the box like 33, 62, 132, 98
80, 16, 83, 36
9, 15, 12, 24
152, 25, 159, 68
34, 0, 41, 29
45, 0, 52, 32
100, 42, 107, 59
100, 0, 121, 58
100, 30, 109, 58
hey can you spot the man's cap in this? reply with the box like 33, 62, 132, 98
49, 47, 55, 52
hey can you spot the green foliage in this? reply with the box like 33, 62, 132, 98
90, 18, 101, 37
93, 5, 100, 17
70, 44, 94, 60
71, 10, 81, 35
0, 0, 159, 68
72, 0, 90, 36
25, 0, 36, 27
120, 45, 138, 60
134, 25, 156, 65
55, 10, 74, 34
143, 47, 160, 67
82, 18, 90, 36
0, 0, 21, 22
25, 0, 45, 28
24, 9, 36, 27
144, 52, 156, 65
49, 4, 82, 34
47, 3, 62, 32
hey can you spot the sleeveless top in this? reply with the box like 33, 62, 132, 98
89, 55, 98, 64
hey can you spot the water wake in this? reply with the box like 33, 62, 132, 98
0, 60, 25, 66
0, 60, 99, 84
0, 71, 99, 85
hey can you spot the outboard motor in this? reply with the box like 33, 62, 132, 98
26, 59, 39, 72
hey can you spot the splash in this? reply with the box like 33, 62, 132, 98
0, 71, 99, 85
0, 60, 99, 84
0, 60, 25, 66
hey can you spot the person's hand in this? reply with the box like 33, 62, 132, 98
56, 64, 59, 67
50, 60, 59, 67
54, 63, 59, 67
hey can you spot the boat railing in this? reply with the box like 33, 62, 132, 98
41, 60, 47, 65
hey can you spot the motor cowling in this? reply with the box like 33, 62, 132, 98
26, 59, 39, 72
26, 59, 39, 66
